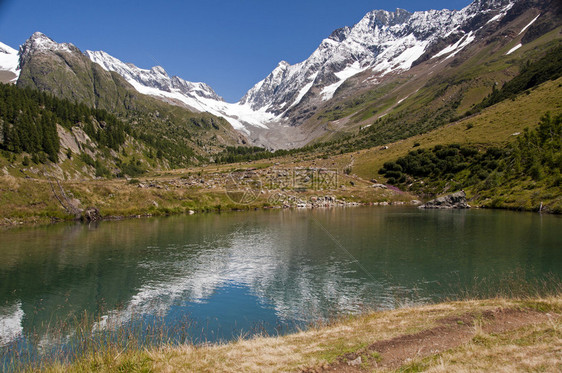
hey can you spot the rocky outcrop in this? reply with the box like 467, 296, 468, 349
82, 207, 102, 222
419, 191, 470, 209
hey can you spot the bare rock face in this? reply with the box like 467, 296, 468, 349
419, 191, 470, 209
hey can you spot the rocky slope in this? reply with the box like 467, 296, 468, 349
16, 32, 124, 111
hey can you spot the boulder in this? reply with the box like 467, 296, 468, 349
348, 356, 362, 366
419, 191, 470, 209
372, 183, 388, 189
82, 207, 102, 222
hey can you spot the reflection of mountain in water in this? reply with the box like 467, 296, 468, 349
1, 208, 560, 348
93, 212, 395, 331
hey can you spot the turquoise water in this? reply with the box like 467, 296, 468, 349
0, 207, 560, 362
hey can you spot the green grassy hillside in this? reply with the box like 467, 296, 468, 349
15, 45, 244, 169
348, 76, 562, 212
378, 112, 561, 211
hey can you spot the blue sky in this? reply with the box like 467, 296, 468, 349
0, 0, 472, 102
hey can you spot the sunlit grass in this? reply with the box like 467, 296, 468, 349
352, 76, 562, 182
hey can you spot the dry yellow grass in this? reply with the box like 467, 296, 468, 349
412, 312, 562, 372
0, 162, 414, 228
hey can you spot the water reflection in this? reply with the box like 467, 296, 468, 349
0, 302, 23, 347
91, 214, 391, 335
0, 208, 560, 351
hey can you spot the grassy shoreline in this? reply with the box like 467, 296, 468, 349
0, 168, 416, 229
22, 295, 560, 372
0, 165, 559, 231
0, 184, 557, 231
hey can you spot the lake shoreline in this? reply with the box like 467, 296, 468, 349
3, 202, 558, 232
0, 172, 418, 229
35, 296, 562, 372
1, 181, 558, 231
2, 199, 556, 231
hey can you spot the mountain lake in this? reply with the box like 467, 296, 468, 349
1, 206, 561, 364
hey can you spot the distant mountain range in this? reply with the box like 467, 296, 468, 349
1, 0, 560, 149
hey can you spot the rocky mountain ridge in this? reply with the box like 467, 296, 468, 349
85, 50, 222, 102
84, 48, 277, 137
1, 0, 560, 149
239, 0, 516, 113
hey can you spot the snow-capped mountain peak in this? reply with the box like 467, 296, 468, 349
361, 8, 412, 29
19, 32, 78, 64
275, 60, 290, 70
83, 49, 279, 136
84, 49, 222, 101
0, 41, 19, 81
239, 0, 517, 111
150, 65, 167, 76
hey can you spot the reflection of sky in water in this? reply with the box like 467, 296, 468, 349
0, 303, 23, 347
92, 225, 392, 338
1, 208, 560, 356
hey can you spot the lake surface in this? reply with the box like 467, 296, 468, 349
0, 207, 561, 361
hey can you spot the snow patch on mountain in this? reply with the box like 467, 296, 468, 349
506, 43, 522, 55
371, 36, 430, 77
519, 13, 541, 35
0, 41, 19, 81
85, 49, 279, 134
289, 72, 318, 108
433, 31, 476, 60
203, 100, 275, 132
321, 62, 366, 100
486, 1, 515, 24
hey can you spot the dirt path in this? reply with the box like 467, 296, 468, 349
302, 307, 556, 372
